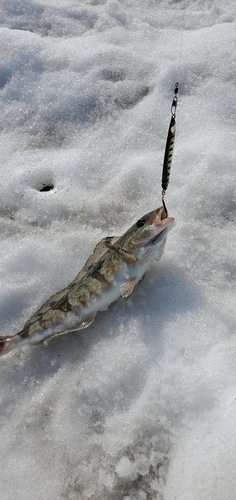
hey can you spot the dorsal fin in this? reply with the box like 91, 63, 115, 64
72, 236, 120, 283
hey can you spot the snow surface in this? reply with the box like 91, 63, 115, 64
0, 0, 236, 499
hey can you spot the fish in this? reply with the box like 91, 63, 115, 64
0, 206, 174, 357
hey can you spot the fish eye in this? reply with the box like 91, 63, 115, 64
136, 219, 145, 228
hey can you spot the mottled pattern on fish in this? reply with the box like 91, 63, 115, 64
0, 207, 174, 356
9, 236, 122, 345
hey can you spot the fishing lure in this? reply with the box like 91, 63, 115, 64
161, 83, 178, 212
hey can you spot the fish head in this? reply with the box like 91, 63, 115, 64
121, 206, 175, 262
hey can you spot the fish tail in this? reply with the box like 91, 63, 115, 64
0, 327, 30, 357
0, 335, 21, 356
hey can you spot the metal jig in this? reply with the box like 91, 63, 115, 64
161, 83, 178, 213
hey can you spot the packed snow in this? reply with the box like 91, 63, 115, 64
0, 1, 236, 499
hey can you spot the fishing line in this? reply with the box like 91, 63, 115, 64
176, 22, 184, 86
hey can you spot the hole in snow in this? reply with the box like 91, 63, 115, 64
28, 171, 55, 192
39, 183, 54, 192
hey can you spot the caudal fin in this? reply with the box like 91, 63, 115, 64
0, 335, 21, 357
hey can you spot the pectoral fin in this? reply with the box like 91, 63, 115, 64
76, 315, 96, 330
120, 279, 136, 298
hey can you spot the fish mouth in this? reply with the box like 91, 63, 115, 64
150, 206, 174, 225
148, 207, 175, 246
161, 206, 168, 220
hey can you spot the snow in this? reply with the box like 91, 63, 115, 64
0, 0, 236, 499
